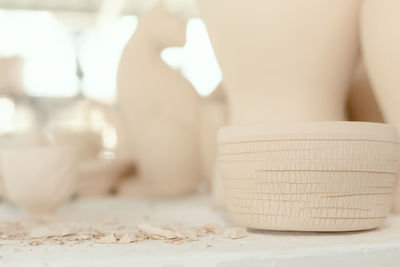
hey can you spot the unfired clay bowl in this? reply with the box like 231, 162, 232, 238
76, 158, 131, 197
1, 145, 77, 215
0, 132, 48, 200
218, 121, 399, 231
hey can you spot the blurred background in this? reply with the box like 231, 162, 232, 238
0, 0, 221, 134
0, 0, 229, 199
0, 0, 387, 202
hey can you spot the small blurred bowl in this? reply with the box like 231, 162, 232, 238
1, 145, 77, 215
76, 157, 133, 197
0, 132, 48, 200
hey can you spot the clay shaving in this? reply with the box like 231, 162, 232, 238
222, 227, 247, 239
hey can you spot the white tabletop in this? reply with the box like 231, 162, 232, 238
1, 195, 400, 267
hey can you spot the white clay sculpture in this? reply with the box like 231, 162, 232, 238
117, 1, 202, 196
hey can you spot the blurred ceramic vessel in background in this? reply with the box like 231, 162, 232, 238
347, 61, 384, 123
361, 0, 400, 213
76, 157, 133, 197
197, 0, 361, 124
1, 144, 77, 215
0, 132, 47, 200
199, 85, 228, 206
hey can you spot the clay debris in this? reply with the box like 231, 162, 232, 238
138, 223, 177, 239
222, 227, 247, 239
0, 221, 247, 246
96, 233, 117, 244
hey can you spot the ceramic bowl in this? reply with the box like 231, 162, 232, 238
1, 145, 77, 215
218, 121, 399, 231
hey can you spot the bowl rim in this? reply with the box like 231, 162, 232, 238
218, 121, 399, 144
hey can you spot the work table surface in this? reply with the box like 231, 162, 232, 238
0, 195, 399, 267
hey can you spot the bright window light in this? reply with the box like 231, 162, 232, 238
0, 11, 221, 101
0, 10, 78, 97
162, 18, 222, 97
79, 16, 138, 103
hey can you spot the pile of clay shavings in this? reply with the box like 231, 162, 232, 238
0, 219, 247, 246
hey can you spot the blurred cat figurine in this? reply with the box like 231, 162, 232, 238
117, 1, 202, 196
